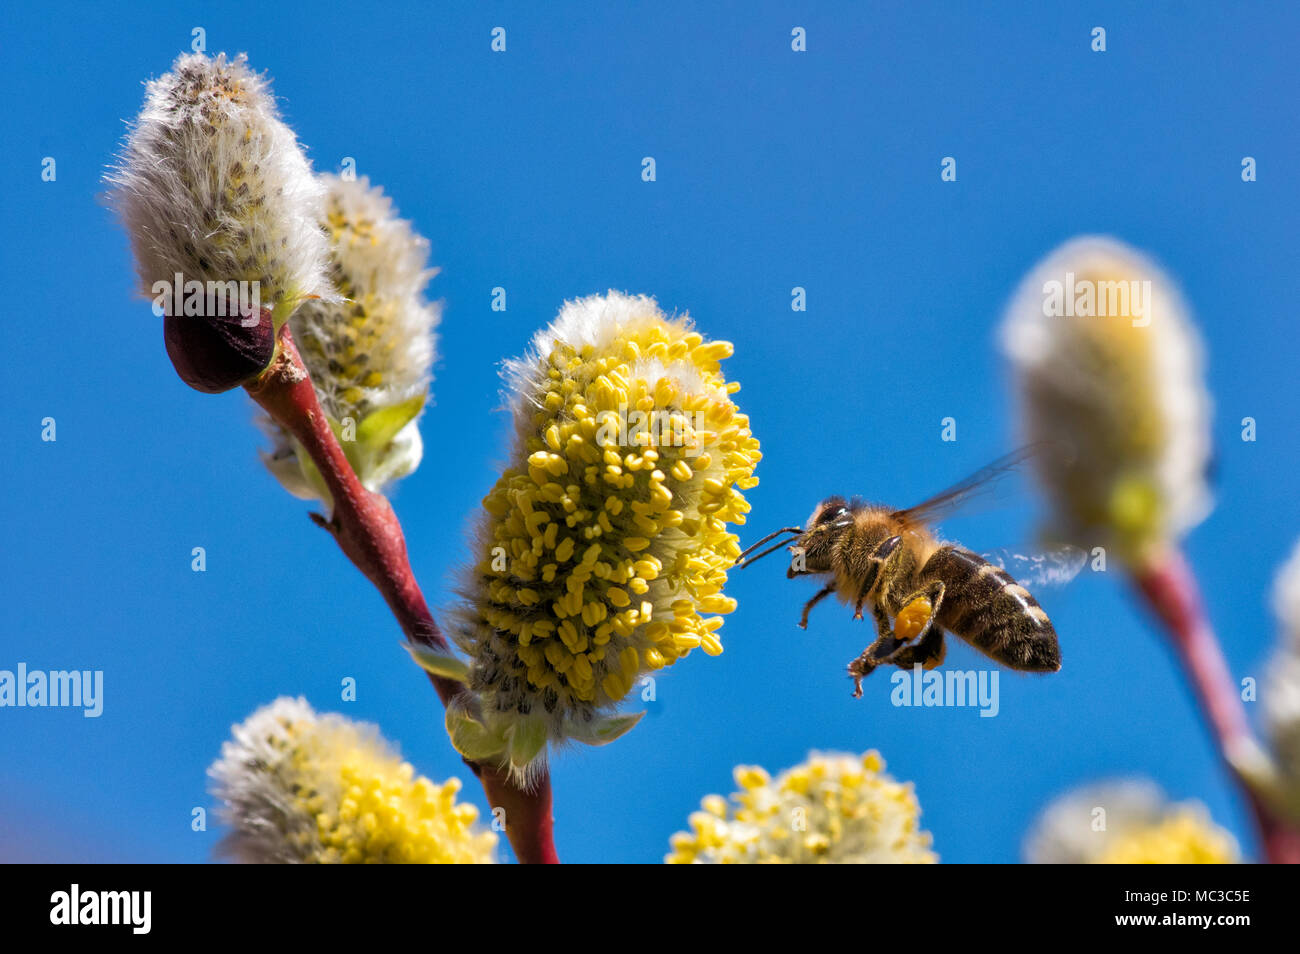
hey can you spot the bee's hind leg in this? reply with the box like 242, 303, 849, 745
876, 580, 945, 658
847, 650, 878, 698
884, 626, 948, 670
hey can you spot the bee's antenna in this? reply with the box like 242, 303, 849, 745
735, 528, 804, 569
735, 526, 803, 564
736, 537, 799, 568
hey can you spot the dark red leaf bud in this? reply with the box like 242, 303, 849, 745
164, 306, 276, 394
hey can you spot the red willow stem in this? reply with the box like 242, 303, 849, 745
1134, 547, 1300, 863
246, 328, 559, 864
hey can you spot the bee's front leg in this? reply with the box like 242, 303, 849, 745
797, 584, 836, 629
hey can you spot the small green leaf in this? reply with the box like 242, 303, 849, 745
357, 395, 425, 452
270, 297, 298, 332
569, 710, 645, 747
445, 706, 504, 762
319, 414, 364, 475
507, 716, 549, 769
404, 643, 470, 683
294, 438, 333, 503
261, 435, 332, 505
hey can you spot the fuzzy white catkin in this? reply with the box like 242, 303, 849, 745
1265, 541, 1300, 782
1024, 780, 1167, 864
1024, 780, 1238, 864
260, 174, 440, 499
291, 174, 438, 422
1273, 541, 1300, 650
107, 52, 334, 322
208, 697, 496, 864
1000, 236, 1212, 565
208, 697, 324, 863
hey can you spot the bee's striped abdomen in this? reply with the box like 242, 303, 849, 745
921, 545, 1061, 672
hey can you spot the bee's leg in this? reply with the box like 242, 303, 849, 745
850, 568, 879, 621
887, 626, 947, 670
852, 535, 903, 620
873, 579, 946, 670
872, 602, 893, 640
879, 580, 946, 655
797, 584, 836, 629
847, 606, 896, 697
847, 650, 878, 698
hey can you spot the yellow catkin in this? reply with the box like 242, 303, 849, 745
1095, 810, 1239, 864
209, 697, 496, 864
451, 294, 761, 772
667, 751, 937, 864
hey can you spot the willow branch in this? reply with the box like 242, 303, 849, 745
1134, 547, 1300, 863
246, 327, 559, 864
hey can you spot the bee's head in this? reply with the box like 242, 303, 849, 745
734, 495, 855, 574
787, 496, 854, 576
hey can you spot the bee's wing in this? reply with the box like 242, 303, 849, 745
978, 545, 1089, 588
891, 443, 1058, 526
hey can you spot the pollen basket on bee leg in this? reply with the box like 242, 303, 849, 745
894, 597, 934, 643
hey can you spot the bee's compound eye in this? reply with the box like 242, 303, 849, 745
815, 500, 848, 524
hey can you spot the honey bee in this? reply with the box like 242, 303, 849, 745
736, 447, 1066, 697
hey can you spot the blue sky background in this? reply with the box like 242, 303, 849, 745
2, 2, 1297, 863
